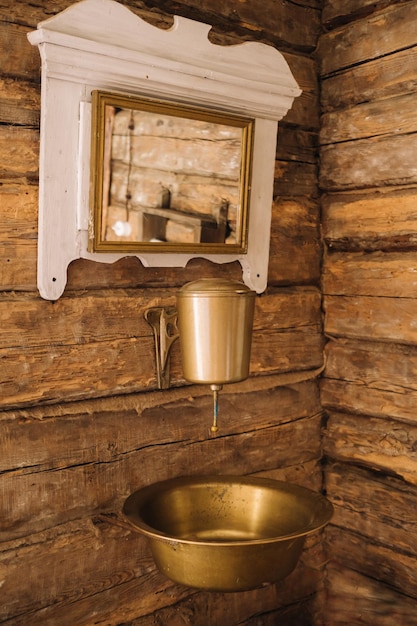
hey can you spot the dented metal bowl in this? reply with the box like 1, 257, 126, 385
123, 475, 333, 592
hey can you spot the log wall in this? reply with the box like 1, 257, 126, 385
0, 1, 323, 624
319, 1, 417, 622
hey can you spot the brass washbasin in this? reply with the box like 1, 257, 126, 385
123, 475, 333, 592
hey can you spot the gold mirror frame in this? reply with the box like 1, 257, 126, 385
89, 90, 254, 255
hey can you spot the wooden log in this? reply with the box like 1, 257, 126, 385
128, 544, 324, 626
318, 3, 417, 76
0, 126, 39, 179
0, 380, 321, 474
0, 77, 40, 126
322, 0, 390, 28
325, 462, 417, 555
323, 410, 417, 484
322, 250, 417, 297
0, 182, 38, 290
0, 515, 324, 625
0, 400, 322, 540
22, 285, 322, 343
274, 160, 318, 198
281, 54, 319, 129
277, 124, 318, 164
0, 20, 39, 80
322, 189, 417, 250
321, 47, 417, 111
321, 338, 417, 422
326, 525, 417, 600
324, 563, 417, 626
0, 2, 173, 29
320, 134, 417, 191
324, 338, 417, 396
160, 0, 321, 50
324, 295, 417, 345
0, 288, 322, 407
66, 256, 243, 291
0, 517, 189, 623
321, 378, 417, 424
268, 198, 321, 285
320, 92, 417, 145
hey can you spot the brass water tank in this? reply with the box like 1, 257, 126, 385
176, 278, 256, 385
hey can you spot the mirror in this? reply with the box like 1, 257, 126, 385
90, 90, 254, 254
29, 0, 301, 300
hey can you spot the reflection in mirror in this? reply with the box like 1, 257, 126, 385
90, 91, 254, 254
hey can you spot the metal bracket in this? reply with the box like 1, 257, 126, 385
144, 306, 179, 389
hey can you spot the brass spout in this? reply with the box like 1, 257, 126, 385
210, 384, 222, 434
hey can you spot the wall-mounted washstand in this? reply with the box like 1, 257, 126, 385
124, 279, 333, 591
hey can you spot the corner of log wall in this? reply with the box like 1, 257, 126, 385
319, 1, 417, 622
0, 0, 325, 624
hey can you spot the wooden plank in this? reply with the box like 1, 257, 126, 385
322, 189, 417, 250
0, 189, 320, 294
323, 410, 417, 484
255, 286, 322, 330
320, 134, 417, 191
318, 3, 417, 76
324, 295, 417, 345
325, 462, 417, 556
324, 564, 417, 626
321, 47, 417, 111
326, 525, 417, 600
320, 92, 417, 145
0, 335, 172, 408
323, 251, 417, 297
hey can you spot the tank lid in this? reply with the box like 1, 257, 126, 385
177, 278, 255, 296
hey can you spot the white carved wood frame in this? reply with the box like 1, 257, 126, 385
28, 0, 301, 300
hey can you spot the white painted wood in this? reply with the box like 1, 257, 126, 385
28, 0, 301, 300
